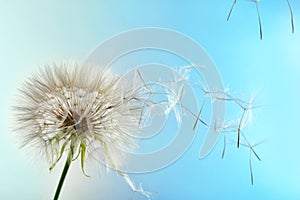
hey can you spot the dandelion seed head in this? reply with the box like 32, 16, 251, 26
13, 62, 147, 172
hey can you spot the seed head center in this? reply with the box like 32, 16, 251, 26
63, 111, 89, 134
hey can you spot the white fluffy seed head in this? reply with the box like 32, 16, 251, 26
13, 62, 147, 171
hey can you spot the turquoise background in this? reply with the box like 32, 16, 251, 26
1, 1, 300, 199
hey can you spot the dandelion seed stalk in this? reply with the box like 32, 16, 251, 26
53, 151, 72, 200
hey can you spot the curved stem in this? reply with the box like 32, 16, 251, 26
53, 152, 72, 200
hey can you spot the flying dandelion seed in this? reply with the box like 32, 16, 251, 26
227, 0, 263, 40
13, 62, 152, 200
227, 0, 295, 39
286, 0, 295, 33
227, 0, 237, 21
252, 0, 263, 40
240, 132, 262, 185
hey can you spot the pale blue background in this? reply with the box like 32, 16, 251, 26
1, 1, 300, 199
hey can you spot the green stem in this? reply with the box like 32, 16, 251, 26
53, 152, 72, 200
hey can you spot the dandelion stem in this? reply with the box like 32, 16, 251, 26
53, 152, 72, 200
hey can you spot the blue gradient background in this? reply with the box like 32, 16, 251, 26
1, 1, 300, 199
